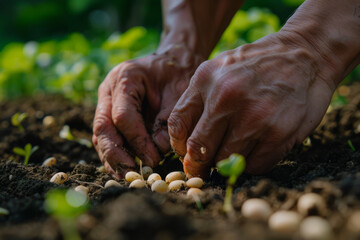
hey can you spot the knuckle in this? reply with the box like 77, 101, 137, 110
168, 113, 187, 140
112, 108, 129, 128
186, 138, 206, 162
93, 116, 110, 137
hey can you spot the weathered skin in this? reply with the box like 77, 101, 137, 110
94, 0, 360, 179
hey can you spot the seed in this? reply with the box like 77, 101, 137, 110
165, 171, 186, 183
50, 172, 68, 184
125, 171, 142, 183
169, 180, 186, 192
142, 166, 153, 180
147, 173, 162, 186
78, 160, 86, 165
268, 211, 301, 233
129, 179, 147, 189
297, 193, 326, 216
347, 211, 360, 234
151, 180, 168, 193
104, 180, 121, 188
186, 177, 204, 188
241, 198, 272, 221
187, 188, 204, 198
74, 185, 89, 195
97, 165, 106, 173
43, 116, 56, 128
299, 216, 333, 240
42, 157, 57, 167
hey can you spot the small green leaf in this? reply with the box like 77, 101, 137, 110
216, 153, 246, 184
30, 145, 39, 155
24, 143, 32, 153
11, 113, 20, 126
13, 147, 26, 156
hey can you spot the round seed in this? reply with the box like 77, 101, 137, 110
297, 193, 326, 216
142, 166, 153, 180
147, 173, 162, 186
74, 185, 89, 195
241, 198, 272, 221
169, 180, 186, 192
125, 171, 142, 183
104, 180, 121, 188
299, 216, 333, 240
165, 171, 186, 183
187, 188, 204, 198
186, 177, 204, 188
43, 116, 56, 128
42, 157, 56, 167
268, 211, 301, 233
129, 179, 147, 189
50, 172, 68, 185
151, 180, 168, 193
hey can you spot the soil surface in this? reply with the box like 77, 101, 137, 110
1, 84, 360, 240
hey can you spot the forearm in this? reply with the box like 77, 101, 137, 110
157, 0, 244, 59
280, 0, 360, 89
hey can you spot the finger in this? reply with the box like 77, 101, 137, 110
182, 108, 228, 179
93, 84, 136, 175
168, 88, 203, 157
111, 73, 161, 167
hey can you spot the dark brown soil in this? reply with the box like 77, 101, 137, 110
1, 84, 360, 240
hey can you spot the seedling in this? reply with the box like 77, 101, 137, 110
348, 140, 356, 152
45, 188, 89, 240
216, 153, 246, 217
59, 125, 92, 148
11, 112, 27, 132
13, 143, 39, 165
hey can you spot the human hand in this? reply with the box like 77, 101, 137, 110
93, 44, 203, 179
168, 33, 338, 178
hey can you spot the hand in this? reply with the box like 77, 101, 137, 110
93, 44, 203, 179
168, 33, 337, 178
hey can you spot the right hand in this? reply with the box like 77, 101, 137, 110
92, 44, 203, 179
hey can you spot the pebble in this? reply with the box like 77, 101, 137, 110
151, 180, 168, 193
297, 193, 326, 216
50, 172, 68, 184
129, 179, 147, 189
165, 171, 186, 183
168, 180, 186, 192
141, 166, 153, 180
268, 211, 301, 233
299, 216, 333, 240
241, 198, 272, 221
147, 173, 162, 186
186, 177, 204, 188
125, 171, 142, 183
104, 180, 121, 188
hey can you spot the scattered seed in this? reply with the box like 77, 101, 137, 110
147, 173, 162, 186
42, 157, 56, 167
74, 185, 89, 195
78, 160, 86, 165
297, 193, 326, 216
104, 180, 121, 188
268, 211, 301, 233
50, 172, 68, 185
0, 207, 9, 216
187, 188, 204, 198
8, 175, 13, 181
347, 211, 360, 234
165, 171, 186, 183
142, 166, 153, 180
151, 180, 168, 193
97, 165, 106, 173
43, 116, 56, 128
169, 180, 186, 192
241, 198, 272, 221
186, 177, 204, 188
125, 171, 142, 183
129, 179, 147, 189
299, 216, 333, 240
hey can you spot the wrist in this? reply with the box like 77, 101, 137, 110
279, 0, 360, 88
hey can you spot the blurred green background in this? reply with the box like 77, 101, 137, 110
0, 0, 358, 103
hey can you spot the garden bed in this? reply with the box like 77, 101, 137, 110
1, 84, 360, 240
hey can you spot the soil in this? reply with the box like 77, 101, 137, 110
1, 84, 360, 240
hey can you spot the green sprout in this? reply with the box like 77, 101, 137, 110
216, 153, 246, 217
13, 143, 39, 165
45, 189, 90, 240
59, 125, 92, 148
348, 140, 356, 152
11, 112, 27, 132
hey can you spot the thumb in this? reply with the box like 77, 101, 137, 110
152, 104, 175, 154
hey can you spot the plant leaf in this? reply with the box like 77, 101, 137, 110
24, 143, 32, 153
11, 113, 20, 126
216, 153, 246, 180
30, 145, 39, 155
13, 147, 26, 156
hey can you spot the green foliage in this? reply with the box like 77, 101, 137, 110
13, 143, 39, 165
348, 140, 356, 152
217, 153, 246, 185
11, 112, 27, 132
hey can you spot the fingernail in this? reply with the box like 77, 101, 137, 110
153, 130, 170, 153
